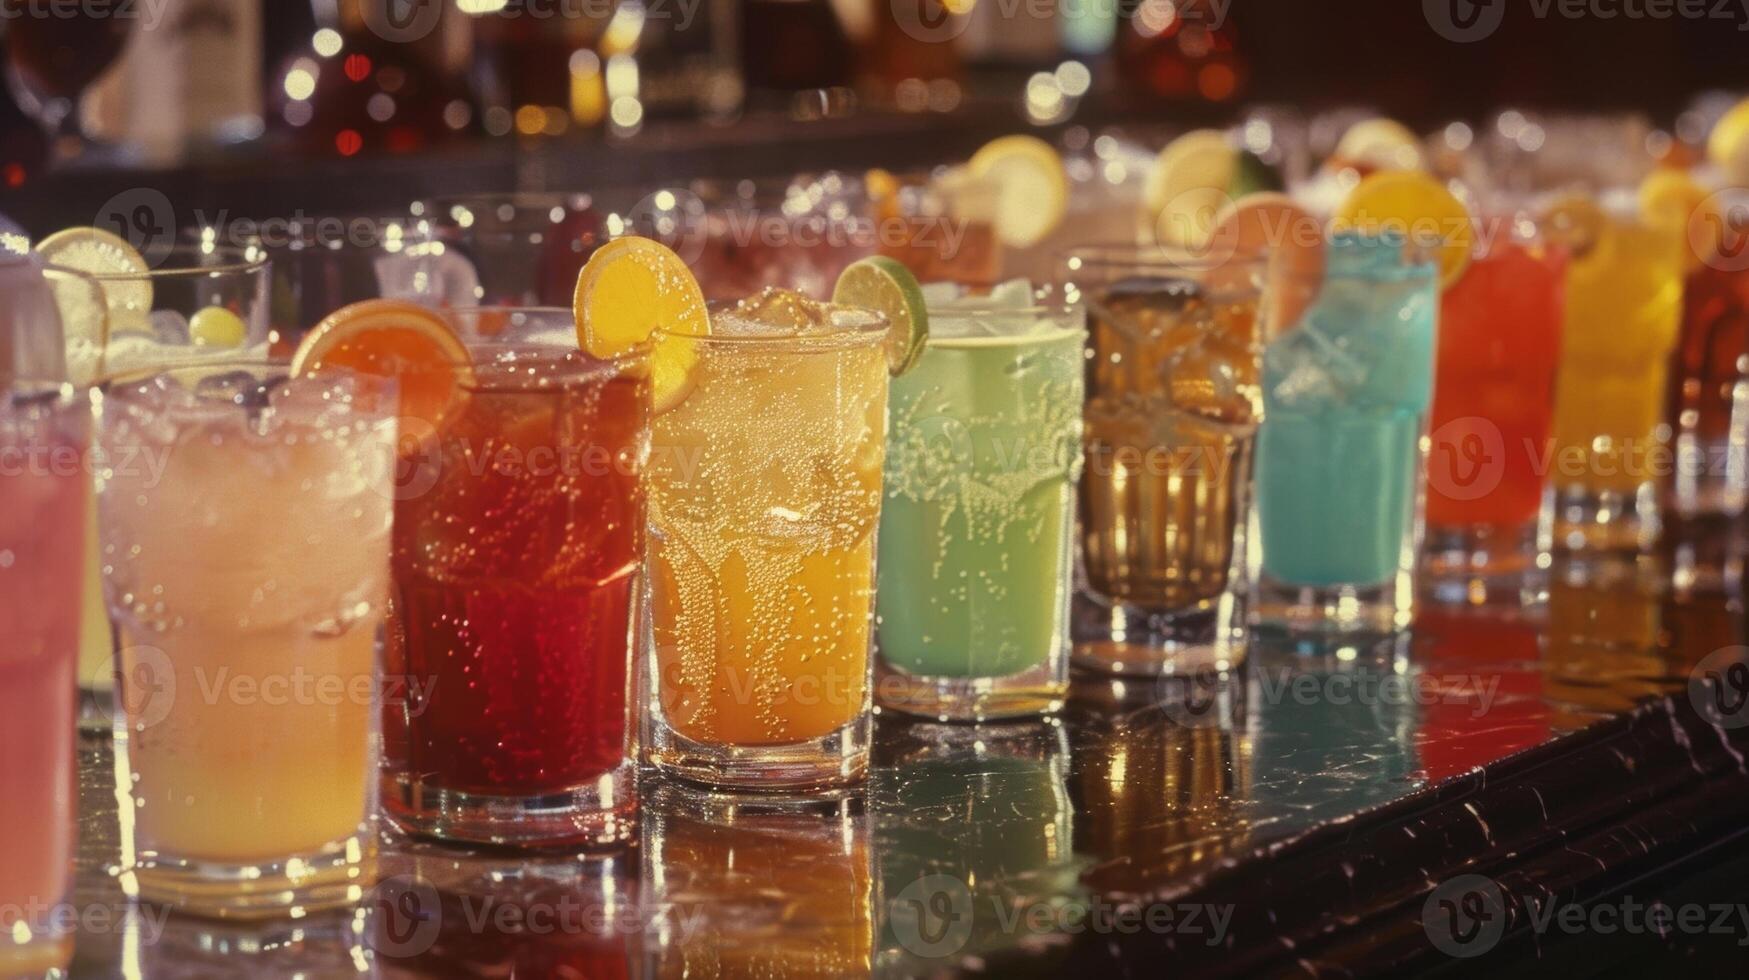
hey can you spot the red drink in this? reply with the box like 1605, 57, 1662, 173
383, 327, 650, 846
1424, 236, 1566, 598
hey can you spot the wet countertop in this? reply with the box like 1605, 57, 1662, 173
66, 545, 1749, 978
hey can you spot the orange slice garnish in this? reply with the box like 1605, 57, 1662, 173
291, 299, 472, 456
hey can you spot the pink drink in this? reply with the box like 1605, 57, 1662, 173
0, 390, 84, 975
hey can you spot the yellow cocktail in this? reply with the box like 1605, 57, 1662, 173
1549, 203, 1684, 550
645, 290, 889, 790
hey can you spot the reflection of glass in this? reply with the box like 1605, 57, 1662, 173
99, 360, 395, 916
642, 785, 872, 976
1543, 557, 1668, 733
1065, 246, 1265, 674
876, 293, 1085, 721
1, 1, 131, 160
874, 721, 1081, 971
645, 306, 890, 791
416, 193, 607, 307
381, 311, 647, 847
0, 384, 84, 977
1413, 606, 1550, 782
1254, 235, 1439, 635
1423, 222, 1567, 603
1550, 206, 1684, 553
1065, 685, 1250, 895
46, 246, 271, 730
382, 846, 638, 975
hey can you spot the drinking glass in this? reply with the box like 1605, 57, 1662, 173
875, 288, 1084, 720
1, 1, 131, 162
0, 382, 85, 976
1063, 245, 1267, 675
98, 358, 396, 917
1549, 200, 1685, 553
381, 308, 648, 847
872, 168, 1003, 288
43, 245, 271, 730
1422, 213, 1568, 604
875, 721, 1078, 969
414, 193, 608, 307
638, 173, 877, 301
193, 219, 445, 353
1253, 234, 1440, 635
1665, 187, 1749, 585
644, 305, 890, 792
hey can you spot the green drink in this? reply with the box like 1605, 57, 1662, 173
875, 283, 1085, 721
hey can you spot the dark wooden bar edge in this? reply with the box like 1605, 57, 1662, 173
981, 692, 1749, 977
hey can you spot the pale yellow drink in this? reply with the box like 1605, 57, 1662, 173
98, 364, 394, 913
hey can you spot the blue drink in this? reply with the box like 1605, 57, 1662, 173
1254, 235, 1439, 633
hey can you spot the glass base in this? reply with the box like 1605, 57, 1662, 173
1420, 522, 1546, 606
77, 684, 114, 735
645, 717, 869, 794
127, 830, 377, 920
1069, 591, 1247, 676
873, 657, 1066, 722
1553, 484, 1657, 554
382, 758, 637, 848
1250, 574, 1413, 635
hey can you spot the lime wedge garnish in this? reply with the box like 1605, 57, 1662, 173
833, 255, 929, 377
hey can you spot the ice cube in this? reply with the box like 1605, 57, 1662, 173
1264, 331, 1344, 409
985, 277, 1035, 309
195, 369, 278, 411
919, 282, 964, 308
148, 310, 189, 345
732, 286, 828, 335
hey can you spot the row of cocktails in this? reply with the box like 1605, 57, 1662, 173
5, 109, 1748, 969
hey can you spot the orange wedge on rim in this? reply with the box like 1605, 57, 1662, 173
291, 299, 472, 456
574, 236, 709, 414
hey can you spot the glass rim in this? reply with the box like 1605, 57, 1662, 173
181, 219, 434, 251
443, 306, 655, 368
656, 312, 891, 348
65, 244, 269, 280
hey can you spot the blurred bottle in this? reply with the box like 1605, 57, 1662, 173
0, 82, 49, 187
267, 0, 474, 155
741, 0, 854, 94
2, 0, 131, 160
469, 0, 611, 138
1114, 0, 1246, 107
